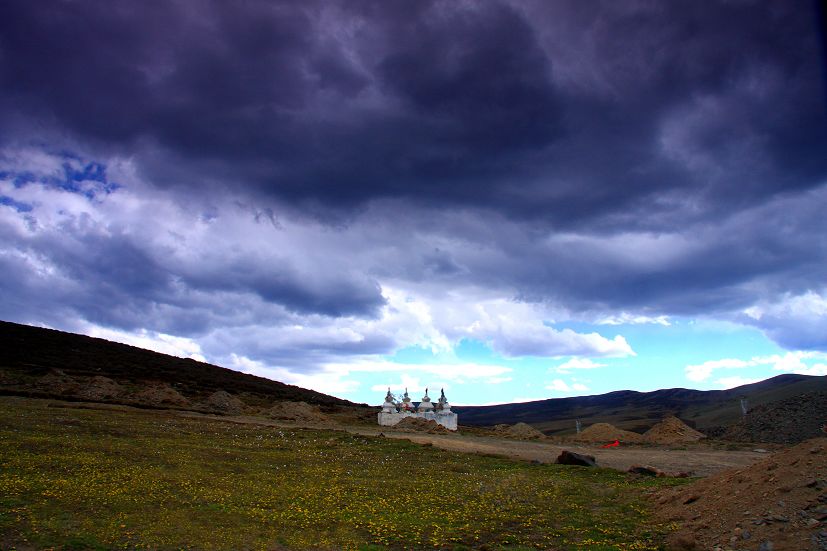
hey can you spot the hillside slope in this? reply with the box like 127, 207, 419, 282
0, 320, 363, 411
454, 374, 827, 435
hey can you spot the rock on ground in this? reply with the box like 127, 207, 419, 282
556, 450, 597, 467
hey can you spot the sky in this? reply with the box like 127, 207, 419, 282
1, 1, 827, 406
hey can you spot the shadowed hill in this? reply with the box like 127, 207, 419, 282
0, 320, 361, 410
454, 374, 827, 435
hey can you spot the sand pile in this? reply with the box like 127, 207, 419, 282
643, 416, 706, 444
394, 417, 450, 434
204, 390, 245, 414
492, 422, 546, 440
132, 383, 189, 407
77, 376, 123, 401
573, 422, 644, 443
655, 437, 827, 550
266, 401, 331, 424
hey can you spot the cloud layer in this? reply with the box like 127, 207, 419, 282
1, 1, 826, 400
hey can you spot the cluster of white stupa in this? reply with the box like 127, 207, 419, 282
377, 387, 458, 431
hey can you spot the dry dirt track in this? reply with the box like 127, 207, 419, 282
350, 427, 770, 477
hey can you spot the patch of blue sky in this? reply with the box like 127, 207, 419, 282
364, 318, 792, 405
0, 195, 33, 213
41, 161, 121, 198
0, 170, 38, 188
1, 156, 121, 199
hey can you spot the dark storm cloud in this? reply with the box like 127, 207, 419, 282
0, 166, 385, 336
5, 0, 822, 225
2, 0, 827, 360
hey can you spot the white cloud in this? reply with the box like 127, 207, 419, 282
545, 379, 571, 392
739, 290, 827, 351
685, 358, 750, 382
598, 313, 671, 326
486, 376, 512, 384
572, 382, 589, 391
686, 351, 827, 382
553, 357, 606, 373
85, 324, 206, 362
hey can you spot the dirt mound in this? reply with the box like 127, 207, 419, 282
643, 416, 706, 444
718, 391, 827, 445
266, 401, 331, 424
492, 422, 546, 440
655, 438, 827, 550
573, 422, 644, 443
204, 390, 245, 414
132, 383, 189, 407
37, 370, 81, 395
394, 416, 450, 434
77, 376, 123, 401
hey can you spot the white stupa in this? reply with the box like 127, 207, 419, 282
381, 388, 396, 413
418, 388, 434, 412
377, 386, 457, 431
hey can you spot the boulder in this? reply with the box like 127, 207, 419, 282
556, 450, 596, 467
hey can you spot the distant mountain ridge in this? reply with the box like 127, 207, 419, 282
0, 320, 361, 410
453, 373, 827, 435
4, 319, 824, 436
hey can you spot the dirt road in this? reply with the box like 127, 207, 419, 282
351, 427, 769, 477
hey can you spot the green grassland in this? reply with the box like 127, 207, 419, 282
0, 397, 685, 550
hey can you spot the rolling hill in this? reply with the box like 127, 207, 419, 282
453, 374, 827, 435
0, 320, 367, 413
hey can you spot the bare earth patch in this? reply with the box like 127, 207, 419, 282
654, 437, 827, 550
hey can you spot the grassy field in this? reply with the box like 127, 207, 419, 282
0, 397, 685, 550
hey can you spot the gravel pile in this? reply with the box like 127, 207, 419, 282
719, 391, 827, 444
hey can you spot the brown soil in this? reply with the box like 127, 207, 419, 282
492, 422, 546, 440
266, 401, 332, 424
77, 376, 123, 401
37, 370, 81, 395
654, 437, 827, 550
132, 383, 189, 407
644, 416, 706, 444
204, 390, 245, 414
573, 422, 644, 443
393, 416, 450, 434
